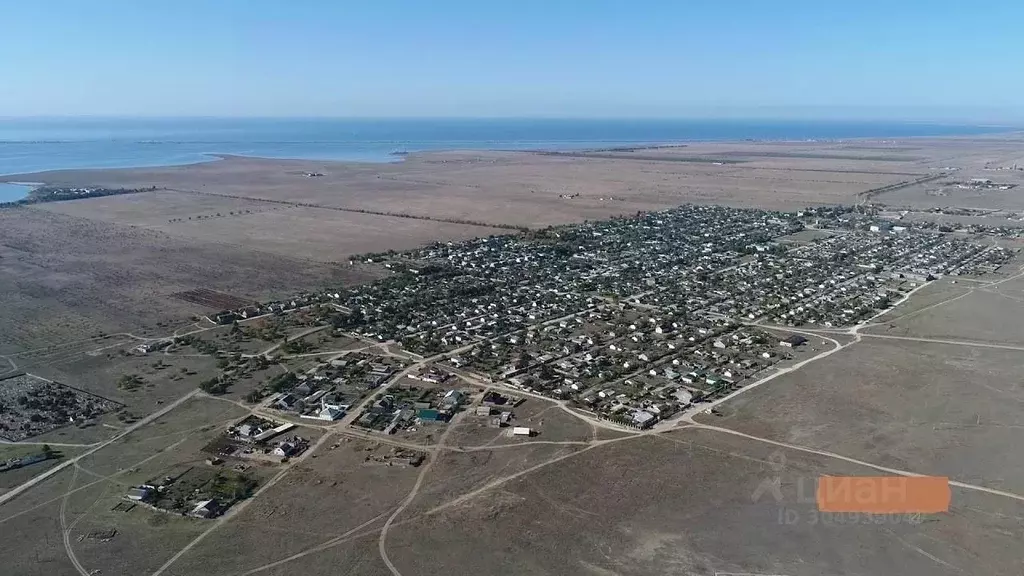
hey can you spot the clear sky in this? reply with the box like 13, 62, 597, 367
3, 0, 1022, 120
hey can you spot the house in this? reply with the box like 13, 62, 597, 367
631, 410, 656, 429
322, 394, 349, 411
318, 406, 344, 421
190, 499, 222, 519
275, 394, 299, 411
440, 389, 465, 410
273, 442, 298, 458
475, 406, 492, 416
126, 486, 152, 502
673, 389, 693, 405
512, 426, 533, 436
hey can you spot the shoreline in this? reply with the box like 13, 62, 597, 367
2, 122, 1020, 181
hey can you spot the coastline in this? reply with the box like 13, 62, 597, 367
1, 118, 1018, 180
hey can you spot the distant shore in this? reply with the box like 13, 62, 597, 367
1, 117, 1014, 177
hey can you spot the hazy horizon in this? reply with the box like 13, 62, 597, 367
1, 115, 1020, 126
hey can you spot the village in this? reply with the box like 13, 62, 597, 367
58, 201, 1009, 532
177, 203, 1013, 438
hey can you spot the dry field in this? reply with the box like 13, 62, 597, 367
701, 337, 1024, 494
3, 136, 1024, 575
866, 268, 1024, 345
11, 137, 1023, 233
385, 429, 1023, 576
0, 396, 251, 576
7, 351, 223, 449
448, 396, 594, 448
161, 434, 423, 576
36, 190, 510, 262
0, 207, 380, 355
879, 167, 1024, 211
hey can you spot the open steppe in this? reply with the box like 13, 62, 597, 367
2, 134, 1024, 575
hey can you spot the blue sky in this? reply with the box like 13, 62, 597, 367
3, 0, 1022, 120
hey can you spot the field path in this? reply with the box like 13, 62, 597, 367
148, 430, 336, 576
690, 423, 1024, 504
0, 388, 200, 507
377, 411, 462, 576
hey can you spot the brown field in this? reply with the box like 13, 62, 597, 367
36, 191, 510, 262
162, 434, 423, 576
0, 396, 253, 576
701, 337, 1024, 494
5, 137, 1017, 232
170, 288, 252, 310
384, 429, 1023, 576
0, 207, 381, 355
404, 442, 586, 520
866, 270, 1024, 345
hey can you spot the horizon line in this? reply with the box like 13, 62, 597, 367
0, 115, 1020, 127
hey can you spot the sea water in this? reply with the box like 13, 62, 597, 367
0, 117, 1009, 176
0, 182, 35, 202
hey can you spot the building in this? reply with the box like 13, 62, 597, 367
318, 406, 344, 421
440, 389, 465, 410
273, 442, 298, 457
126, 486, 152, 502
631, 410, 656, 429
512, 426, 533, 436
190, 499, 222, 519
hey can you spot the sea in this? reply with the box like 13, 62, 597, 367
0, 117, 1010, 202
